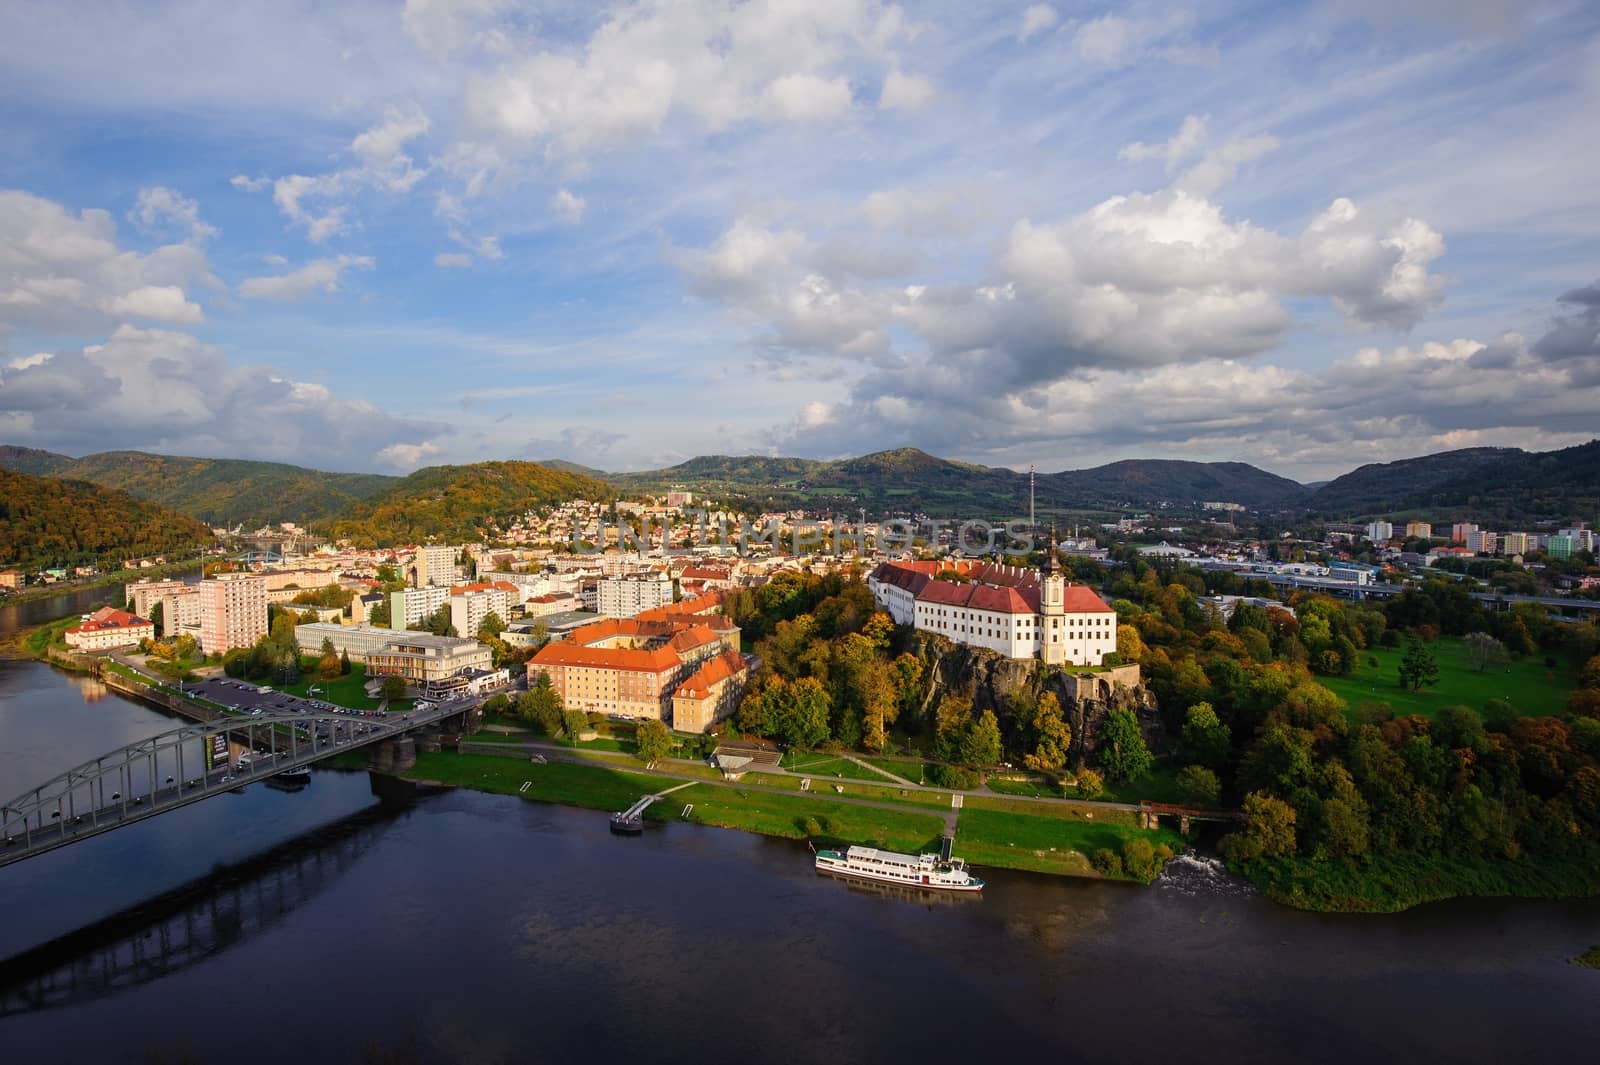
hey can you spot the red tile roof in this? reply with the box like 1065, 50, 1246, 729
915, 580, 1040, 615
675, 650, 749, 699
532, 641, 681, 673
66, 607, 153, 636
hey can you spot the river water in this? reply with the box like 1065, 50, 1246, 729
0, 593, 1596, 1064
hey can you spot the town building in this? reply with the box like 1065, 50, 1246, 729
528, 597, 739, 722
161, 588, 202, 638
294, 622, 406, 657
1559, 525, 1597, 553
1546, 534, 1575, 560
389, 585, 450, 629
412, 544, 457, 588
198, 573, 268, 655
449, 582, 517, 638
671, 649, 752, 733
366, 634, 494, 689
127, 578, 189, 618
1364, 520, 1394, 543
0, 570, 22, 591
1500, 531, 1531, 556
1450, 522, 1479, 544
1404, 522, 1433, 540
63, 606, 155, 651
596, 572, 673, 618
1466, 530, 1499, 555
868, 553, 1117, 666
523, 592, 584, 618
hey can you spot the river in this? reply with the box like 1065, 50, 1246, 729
0, 592, 1596, 1064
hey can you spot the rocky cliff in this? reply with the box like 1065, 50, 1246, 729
908, 632, 1162, 769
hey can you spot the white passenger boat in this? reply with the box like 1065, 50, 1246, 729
814, 845, 984, 892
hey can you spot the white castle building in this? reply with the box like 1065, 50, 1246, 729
867, 550, 1117, 666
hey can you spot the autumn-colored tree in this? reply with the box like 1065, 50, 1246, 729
1022, 692, 1071, 772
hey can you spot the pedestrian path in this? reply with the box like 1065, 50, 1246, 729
844, 754, 917, 787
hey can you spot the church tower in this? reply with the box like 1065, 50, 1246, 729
1040, 524, 1066, 665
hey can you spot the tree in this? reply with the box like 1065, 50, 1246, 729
1075, 769, 1104, 799
957, 709, 1003, 770
339, 648, 352, 675
380, 674, 406, 701
478, 611, 506, 640
1179, 702, 1231, 769
561, 708, 588, 744
782, 677, 832, 749
517, 675, 563, 734
635, 718, 672, 765
1176, 764, 1221, 807
1232, 791, 1298, 859
1463, 631, 1507, 673
1023, 692, 1071, 772
422, 603, 458, 638
1097, 708, 1153, 783
148, 601, 163, 632
1398, 637, 1440, 692
1121, 837, 1158, 881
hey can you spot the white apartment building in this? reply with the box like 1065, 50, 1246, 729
389, 585, 450, 628
161, 588, 203, 638
1365, 521, 1394, 543
597, 572, 673, 618
127, 578, 189, 618
1466, 530, 1499, 555
449, 586, 516, 637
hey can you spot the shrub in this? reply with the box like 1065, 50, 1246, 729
1122, 837, 1158, 881
1075, 769, 1104, 799
928, 764, 980, 789
1090, 848, 1123, 877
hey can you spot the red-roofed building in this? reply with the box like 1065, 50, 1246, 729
672, 650, 752, 733
868, 551, 1116, 665
529, 599, 738, 722
64, 607, 155, 651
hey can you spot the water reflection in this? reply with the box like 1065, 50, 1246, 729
0, 785, 422, 1017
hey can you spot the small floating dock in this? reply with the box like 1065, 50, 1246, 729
609, 782, 697, 835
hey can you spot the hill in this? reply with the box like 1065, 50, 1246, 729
537, 458, 613, 480
1043, 459, 1309, 510
0, 468, 214, 573
1404, 440, 1600, 524
604, 447, 1305, 514
0, 448, 398, 528
1308, 448, 1525, 517
0, 444, 74, 476
331, 461, 613, 545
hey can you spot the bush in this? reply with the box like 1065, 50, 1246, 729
928, 764, 980, 789
1090, 848, 1123, 877
1075, 769, 1104, 799
802, 816, 824, 837
1122, 837, 1158, 881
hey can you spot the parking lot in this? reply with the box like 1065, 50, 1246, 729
185, 677, 390, 740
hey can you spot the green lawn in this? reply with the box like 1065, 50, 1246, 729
986, 776, 1066, 799
781, 751, 893, 782
680, 786, 948, 853
1317, 635, 1578, 721
282, 665, 382, 710
1092, 763, 1187, 805
957, 807, 1182, 879
405, 751, 676, 815
859, 756, 929, 782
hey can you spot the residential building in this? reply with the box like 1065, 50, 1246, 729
671, 650, 752, 733
1404, 522, 1433, 540
596, 572, 673, 618
64, 606, 155, 651
868, 554, 1117, 666
1500, 532, 1531, 556
524, 592, 583, 618
1450, 523, 1479, 544
1559, 525, 1597, 553
390, 584, 449, 629
449, 583, 517, 638
665, 491, 694, 508
1364, 521, 1394, 543
161, 588, 202, 638
1546, 534, 1576, 560
127, 578, 188, 618
0, 570, 22, 591
198, 573, 268, 655
528, 608, 737, 722
1466, 530, 1498, 555
412, 544, 457, 588
366, 634, 494, 688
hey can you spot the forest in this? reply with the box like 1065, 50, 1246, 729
0, 468, 213, 573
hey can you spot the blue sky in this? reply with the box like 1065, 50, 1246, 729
1, 0, 1597, 480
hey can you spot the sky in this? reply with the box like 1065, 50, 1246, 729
0, 0, 1597, 482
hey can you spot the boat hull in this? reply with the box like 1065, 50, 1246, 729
815, 854, 984, 892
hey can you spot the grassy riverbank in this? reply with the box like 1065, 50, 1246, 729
1236, 847, 1600, 913
398, 749, 1183, 882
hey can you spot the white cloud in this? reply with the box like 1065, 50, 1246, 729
230, 174, 270, 193
238, 255, 375, 301
108, 284, 203, 323
350, 105, 431, 162
376, 439, 444, 468
434, 251, 475, 268
0, 188, 215, 333
878, 68, 935, 112
1119, 114, 1209, 170
551, 187, 586, 225
1019, 4, 1058, 42
762, 73, 854, 120
401, 0, 509, 56
129, 186, 216, 241
0, 324, 446, 470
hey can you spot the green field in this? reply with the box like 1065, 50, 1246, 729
680, 787, 948, 853
781, 751, 895, 782
957, 807, 1181, 879
1317, 635, 1578, 720
985, 776, 1066, 799
1092, 763, 1187, 805
406, 751, 676, 815
281, 665, 383, 710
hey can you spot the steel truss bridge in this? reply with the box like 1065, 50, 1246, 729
0, 801, 409, 1017
0, 704, 468, 869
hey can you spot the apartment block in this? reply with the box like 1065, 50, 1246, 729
128, 578, 190, 618
390, 584, 450, 629
1364, 521, 1394, 543
198, 573, 268, 655
596, 572, 673, 618
412, 545, 457, 588
1450, 523, 1479, 544
1404, 522, 1433, 540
